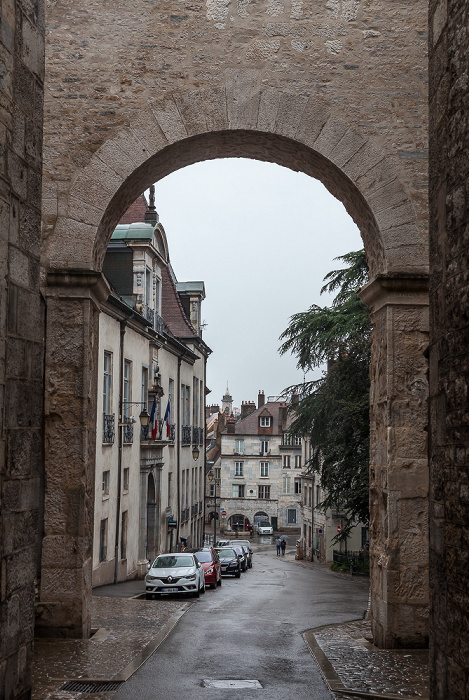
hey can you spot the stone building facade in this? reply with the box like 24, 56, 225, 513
218, 393, 303, 532
93, 195, 210, 588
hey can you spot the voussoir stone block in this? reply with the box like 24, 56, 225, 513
274, 93, 308, 139
225, 68, 261, 131
149, 97, 188, 144
199, 86, 228, 132
257, 88, 281, 133
173, 91, 208, 137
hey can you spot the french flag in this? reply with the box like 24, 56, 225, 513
164, 399, 171, 438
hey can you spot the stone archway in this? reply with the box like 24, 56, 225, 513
40, 82, 429, 648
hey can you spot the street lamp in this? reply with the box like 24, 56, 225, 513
207, 470, 217, 545
192, 445, 200, 461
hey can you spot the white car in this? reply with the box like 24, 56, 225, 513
257, 522, 273, 535
145, 553, 205, 599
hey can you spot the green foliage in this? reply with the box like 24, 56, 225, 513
279, 250, 371, 537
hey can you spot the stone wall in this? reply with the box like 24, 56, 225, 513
38, 0, 431, 648
0, 0, 45, 696
428, 0, 469, 697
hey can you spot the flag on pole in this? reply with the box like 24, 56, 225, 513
164, 399, 171, 438
148, 396, 157, 440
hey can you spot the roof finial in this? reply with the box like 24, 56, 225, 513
144, 184, 159, 224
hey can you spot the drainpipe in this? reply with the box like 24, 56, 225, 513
176, 355, 182, 550
203, 352, 208, 547
114, 312, 134, 585
114, 320, 126, 585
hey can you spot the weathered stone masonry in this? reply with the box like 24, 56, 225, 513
429, 0, 469, 697
40, 0, 430, 651
0, 0, 45, 697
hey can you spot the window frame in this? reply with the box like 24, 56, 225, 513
235, 461, 244, 477
260, 461, 269, 478
232, 483, 245, 498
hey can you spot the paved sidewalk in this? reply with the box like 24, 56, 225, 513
32, 557, 429, 699
32, 592, 190, 699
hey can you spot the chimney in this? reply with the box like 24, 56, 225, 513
279, 404, 288, 429
258, 390, 265, 409
227, 418, 236, 434
241, 401, 257, 420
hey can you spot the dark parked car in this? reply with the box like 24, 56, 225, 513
229, 540, 252, 568
231, 544, 247, 571
185, 547, 222, 589
215, 547, 242, 578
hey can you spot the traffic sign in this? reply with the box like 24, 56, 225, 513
337, 525, 342, 533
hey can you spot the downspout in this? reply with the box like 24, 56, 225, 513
114, 312, 134, 585
203, 352, 207, 546
175, 355, 182, 550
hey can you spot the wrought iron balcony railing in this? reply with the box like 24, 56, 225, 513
103, 414, 115, 444
182, 426, 192, 445
192, 426, 204, 445
123, 423, 133, 444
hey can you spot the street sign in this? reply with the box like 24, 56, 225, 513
337, 525, 342, 533
221, 510, 226, 516
318, 528, 323, 534
168, 519, 177, 529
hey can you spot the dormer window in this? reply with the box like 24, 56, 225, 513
260, 416, 271, 427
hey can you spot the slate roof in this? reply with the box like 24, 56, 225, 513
228, 402, 286, 435
161, 264, 198, 339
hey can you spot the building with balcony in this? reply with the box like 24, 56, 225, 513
215, 391, 303, 534
92, 189, 211, 587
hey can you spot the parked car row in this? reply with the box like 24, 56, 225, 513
144, 540, 254, 599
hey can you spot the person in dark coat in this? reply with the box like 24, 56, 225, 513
281, 539, 286, 556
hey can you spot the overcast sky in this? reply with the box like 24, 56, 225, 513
153, 159, 362, 411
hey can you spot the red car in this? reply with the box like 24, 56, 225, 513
185, 547, 222, 589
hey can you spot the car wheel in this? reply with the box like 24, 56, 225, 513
200, 582, 206, 594
217, 576, 222, 586
193, 587, 200, 598
235, 570, 241, 579
145, 593, 153, 600
210, 581, 217, 589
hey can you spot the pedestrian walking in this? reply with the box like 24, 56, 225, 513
281, 538, 286, 556
276, 536, 281, 556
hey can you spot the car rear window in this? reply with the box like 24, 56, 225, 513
218, 548, 236, 557
153, 555, 194, 568
193, 551, 212, 563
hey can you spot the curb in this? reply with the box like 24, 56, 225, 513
51, 601, 193, 685
303, 621, 429, 700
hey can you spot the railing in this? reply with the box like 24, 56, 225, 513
182, 426, 192, 445
143, 304, 154, 326
332, 549, 369, 575
192, 426, 204, 445
141, 421, 176, 442
154, 312, 164, 335
123, 423, 133, 444
103, 414, 115, 444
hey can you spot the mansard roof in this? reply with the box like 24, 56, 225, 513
161, 264, 199, 339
